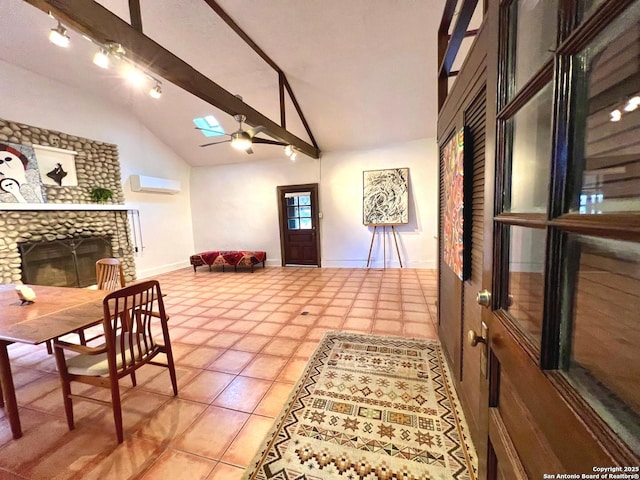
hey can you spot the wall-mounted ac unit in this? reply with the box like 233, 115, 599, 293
130, 175, 181, 194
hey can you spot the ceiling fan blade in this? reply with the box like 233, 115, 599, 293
252, 138, 287, 146
199, 139, 231, 147
246, 126, 265, 138
245, 147, 254, 154
195, 126, 230, 136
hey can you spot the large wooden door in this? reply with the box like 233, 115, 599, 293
476, 0, 640, 477
277, 184, 320, 266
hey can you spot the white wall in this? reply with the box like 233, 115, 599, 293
190, 138, 438, 269
0, 59, 194, 278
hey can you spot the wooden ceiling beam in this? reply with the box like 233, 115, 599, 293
438, 0, 479, 75
128, 0, 142, 33
23, 0, 320, 159
203, 0, 280, 74
202, 0, 318, 150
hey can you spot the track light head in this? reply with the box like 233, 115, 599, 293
149, 83, 162, 99
93, 48, 110, 69
610, 109, 622, 122
49, 21, 70, 48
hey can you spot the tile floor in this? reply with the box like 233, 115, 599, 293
0, 267, 438, 480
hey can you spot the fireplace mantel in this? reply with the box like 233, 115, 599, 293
0, 203, 130, 211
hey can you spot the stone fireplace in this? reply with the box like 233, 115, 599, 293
0, 118, 136, 286
0, 209, 135, 286
20, 236, 112, 287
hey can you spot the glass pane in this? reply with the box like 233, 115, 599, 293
299, 206, 311, 218
560, 235, 640, 455
286, 197, 298, 206
568, 2, 640, 214
505, 83, 553, 213
507, 0, 558, 96
288, 219, 299, 230
579, 0, 606, 22
287, 206, 298, 218
299, 195, 311, 206
506, 226, 546, 348
300, 218, 312, 229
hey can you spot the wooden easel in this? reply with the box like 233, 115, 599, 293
366, 225, 403, 269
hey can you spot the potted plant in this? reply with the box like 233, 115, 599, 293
90, 187, 114, 204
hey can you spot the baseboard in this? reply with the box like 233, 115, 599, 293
322, 259, 437, 269
137, 260, 190, 279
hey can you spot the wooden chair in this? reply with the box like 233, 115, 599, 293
72, 257, 126, 346
96, 258, 125, 291
53, 280, 178, 443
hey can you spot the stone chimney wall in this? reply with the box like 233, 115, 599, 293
0, 118, 135, 284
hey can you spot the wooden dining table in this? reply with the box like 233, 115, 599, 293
0, 284, 107, 439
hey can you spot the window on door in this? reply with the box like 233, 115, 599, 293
285, 192, 313, 230
497, 0, 640, 458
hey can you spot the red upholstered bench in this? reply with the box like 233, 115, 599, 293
190, 250, 266, 273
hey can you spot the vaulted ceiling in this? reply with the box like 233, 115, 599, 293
0, 0, 448, 166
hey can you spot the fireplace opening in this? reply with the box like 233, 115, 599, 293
19, 236, 112, 287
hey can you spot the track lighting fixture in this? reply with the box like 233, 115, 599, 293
93, 48, 110, 69
46, 18, 164, 100
123, 64, 147, 87
624, 95, 640, 112
609, 109, 622, 122
284, 144, 297, 160
49, 21, 70, 48
149, 83, 162, 99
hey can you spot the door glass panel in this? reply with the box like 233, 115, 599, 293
506, 226, 546, 348
507, 0, 558, 96
299, 206, 311, 218
287, 206, 298, 218
288, 219, 299, 230
560, 234, 640, 455
299, 195, 311, 206
568, 2, 640, 214
505, 84, 553, 213
300, 218, 312, 230
579, 0, 606, 22
286, 197, 298, 206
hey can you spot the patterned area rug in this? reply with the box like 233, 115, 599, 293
244, 332, 477, 480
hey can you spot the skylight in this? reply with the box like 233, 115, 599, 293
193, 115, 225, 137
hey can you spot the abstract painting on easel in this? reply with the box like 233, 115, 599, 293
363, 168, 409, 226
442, 128, 465, 280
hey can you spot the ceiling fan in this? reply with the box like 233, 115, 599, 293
197, 109, 287, 154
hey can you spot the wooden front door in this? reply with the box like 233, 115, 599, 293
476, 0, 640, 477
278, 184, 320, 266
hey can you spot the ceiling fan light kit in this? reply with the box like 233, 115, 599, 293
231, 132, 252, 151
198, 105, 289, 155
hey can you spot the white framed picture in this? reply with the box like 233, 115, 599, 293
33, 144, 78, 187
363, 168, 409, 226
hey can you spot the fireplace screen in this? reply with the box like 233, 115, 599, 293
19, 236, 112, 287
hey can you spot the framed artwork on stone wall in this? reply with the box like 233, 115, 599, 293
362, 168, 409, 226
33, 145, 79, 187
0, 142, 46, 203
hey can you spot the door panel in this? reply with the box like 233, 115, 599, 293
278, 184, 320, 266
487, 410, 527, 480
487, 315, 616, 474
481, 1, 640, 477
461, 86, 487, 440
